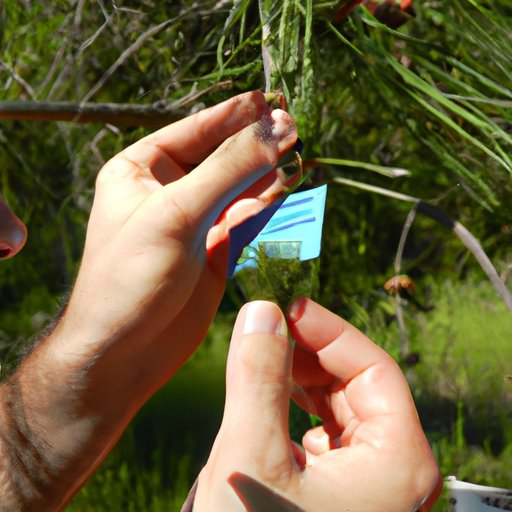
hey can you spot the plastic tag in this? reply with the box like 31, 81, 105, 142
229, 185, 327, 276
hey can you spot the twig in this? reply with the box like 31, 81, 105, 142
37, 35, 68, 95
0, 80, 233, 126
73, 0, 87, 27
80, 14, 184, 104
306, 157, 410, 178
46, 5, 84, 100
88, 126, 113, 166
394, 204, 418, 274
77, 10, 113, 57
393, 204, 418, 358
36, 14, 74, 95
258, 0, 280, 93
0, 61, 36, 99
47, 0, 116, 100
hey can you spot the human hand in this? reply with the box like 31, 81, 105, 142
193, 299, 441, 511
51, 91, 298, 403
0, 93, 298, 511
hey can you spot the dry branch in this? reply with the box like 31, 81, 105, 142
80, 13, 183, 104
0, 81, 233, 127
393, 204, 419, 358
0, 100, 186, 126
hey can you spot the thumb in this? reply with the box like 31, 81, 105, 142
194, 302, 297, 511
222, 301, 294, 461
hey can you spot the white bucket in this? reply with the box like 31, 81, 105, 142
445, 476, 512, 511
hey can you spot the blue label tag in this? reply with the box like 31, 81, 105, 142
228, 185, 327, 276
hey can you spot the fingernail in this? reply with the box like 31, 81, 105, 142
10, 226, 26, 247
243, 301, 288, 337
307, 428, 331, 454
288, 297, 307, 322
310, 428, 329, 442
331, 435, 342, 449
0, 226, 27, 259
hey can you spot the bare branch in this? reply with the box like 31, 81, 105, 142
37, 14, 74, 95
393, 204, 419, 359
80, 13, 185, 104
259, 1, 279, 93
73, 0, 87, 28
77, 13, 112, 57
0, 100, 186, 126
0, 61, 36, 99
46, 0, 106, 100
0, 80, 233, 127
394, 205, 418, 275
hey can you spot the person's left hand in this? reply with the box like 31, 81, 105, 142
192, 299, 441, 511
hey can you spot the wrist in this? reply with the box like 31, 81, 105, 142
43, 312, 156, 415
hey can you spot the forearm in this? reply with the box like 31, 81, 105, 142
0, 253, 220, 509
0, 372, 93, 511
0, 318, 150, 511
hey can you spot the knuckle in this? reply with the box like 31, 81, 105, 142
95, 152, 134, 188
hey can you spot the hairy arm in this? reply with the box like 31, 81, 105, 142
0, 320, 137, 511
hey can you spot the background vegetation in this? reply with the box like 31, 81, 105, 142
0, 1, 510, 510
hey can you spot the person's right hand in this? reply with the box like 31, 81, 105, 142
0, 91, 298, 511
51, 91, 298, 404
193, 299, 441, 511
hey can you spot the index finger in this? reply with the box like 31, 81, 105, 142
140, 91, 270, 167
288, 298, 415, 418
289, 298, 389, 382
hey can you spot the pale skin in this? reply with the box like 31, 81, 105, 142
0, 197, 27, 259
194, 299, 441, 511
0, 91, 441, 511
0, 91, 298, 510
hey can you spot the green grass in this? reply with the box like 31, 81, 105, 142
66, 440, 192, 512
413, 277, 512, 418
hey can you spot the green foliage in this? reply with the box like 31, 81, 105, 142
235, 243, 320, 310
67, 434, 192, 512
0, 0, 511, 508
0, 284, 61, 377
322, 2, 512, 206
412, 278, 512, 414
